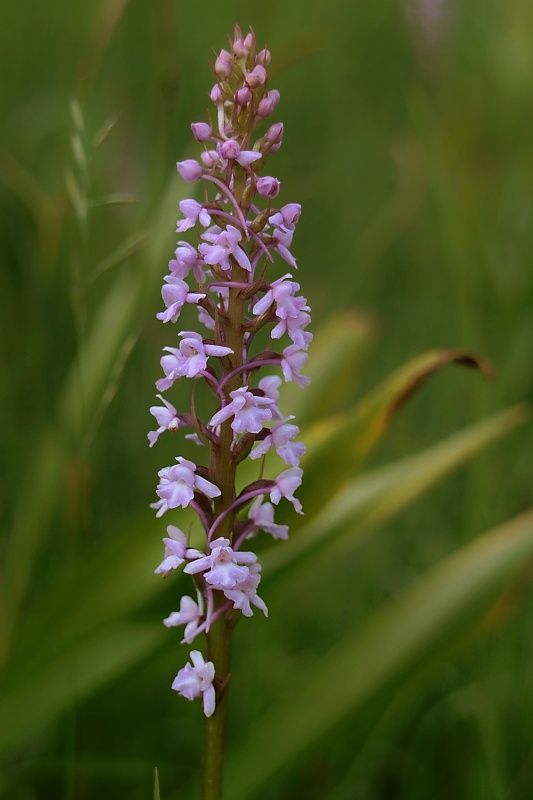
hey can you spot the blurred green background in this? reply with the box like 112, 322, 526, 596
1, 0, 533, 798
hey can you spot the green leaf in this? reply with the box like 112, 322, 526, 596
0, 623, 165, 758
89, 229, 151, 281
0, 430, 65, 668
1, 510, 193, 692
0, 170, 189, 668
263, 404, 530, 579
224, 508, 533, 798
298, 348, 493, 516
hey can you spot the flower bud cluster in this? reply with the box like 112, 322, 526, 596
148, 25, 311, 717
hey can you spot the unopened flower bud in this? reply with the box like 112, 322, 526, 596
235, 86, 252, 106
243, 32, 255, 52
210, 84, 223, 104
266, 122, 284, 151
233, 37, 247, 58
257, 176, 280, 198
191, 122, 212, 142
257, 48, 271, 66
215, 49, 233, 78
258, 89, 280, 117
201, 150, 218, 168
176, 159, 203, 182
246, 64, 267, 88
219, 139, 241, 160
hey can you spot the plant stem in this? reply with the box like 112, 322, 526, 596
201, 601, 232, 800
202, 259, 248, 798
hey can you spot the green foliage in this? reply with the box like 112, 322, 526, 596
1, 2, 533, 799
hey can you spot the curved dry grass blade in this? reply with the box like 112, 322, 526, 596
264, 404, 530, 578
299, 348, 493, 515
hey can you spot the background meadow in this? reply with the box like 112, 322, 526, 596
1, 0, 533, 798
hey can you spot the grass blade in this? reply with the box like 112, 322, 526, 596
225, 508, 533, 798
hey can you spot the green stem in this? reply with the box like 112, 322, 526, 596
201, 600, 233, 800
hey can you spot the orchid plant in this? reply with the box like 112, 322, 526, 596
3, 15, 533, 800
148, 25, 310, 796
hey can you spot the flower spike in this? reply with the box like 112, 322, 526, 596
149, 26, 311, 726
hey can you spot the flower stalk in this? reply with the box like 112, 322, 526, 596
148, 25, 311, 797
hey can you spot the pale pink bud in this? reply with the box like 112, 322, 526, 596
210, 84, 223, 104
257, 176, 280, 198
233, 37, 247, 58
215, 49, 233, 78
176, 159, 203, 182
219, 139, 241, 160
235, 86, 252, 106
258, 89, 280, 117
244, 32, 255, 52
191, 122, 212, 142
246, 65, 267, 89
257, 48, 271, 66
201, 150, 218, 168
265, 122, 284, 151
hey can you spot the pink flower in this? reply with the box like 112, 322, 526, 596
151, 457, 221, 517
169, 242, 206, 283
154, 526, 204, 576
250, 417, 305, 466
270, 467, 304, 514
156, 332, 233, 390
148, 394, 180, 447
209, 387, 276, 434
281, 345, 310, 387
258, 376, 283, 418
199, 225, 252, 273
270, 204, 301, 229
176, 199, 212, 233
253, 275, 308, 334
278, 309, 313, 351
224, 562, 268, 617
157, 276, 205, 324
164, 592, 204, 643
185, 537, 257, 590
248, 497, 288, 540
172, 651, 216, 717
